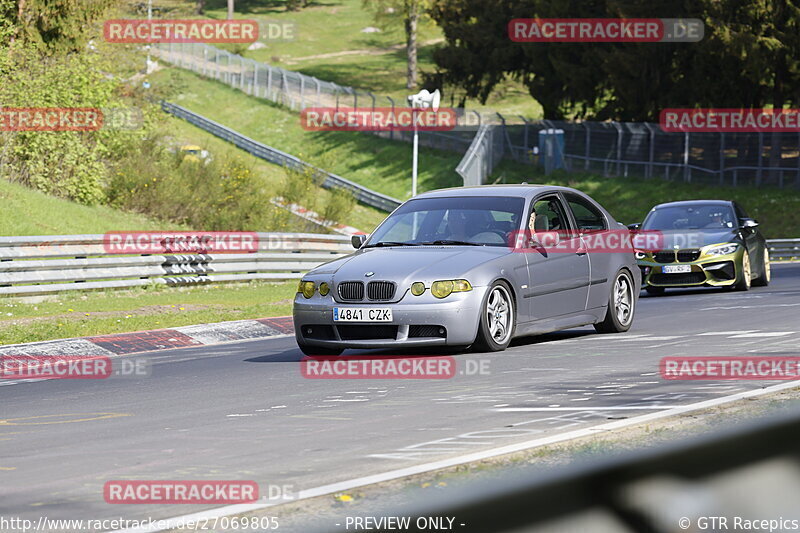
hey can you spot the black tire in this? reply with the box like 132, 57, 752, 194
645, 286, 665, 295
751, 247, 771, 287
297, 342, 343, 356
594, 270, 636, 334
473, 281, 516, 352
733, 250, 752, 291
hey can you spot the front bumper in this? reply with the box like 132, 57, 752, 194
293, 287, 487, 349
637, 248, 743, 288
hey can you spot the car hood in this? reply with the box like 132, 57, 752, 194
310, 246, 507, 285
646, 229, 742, 250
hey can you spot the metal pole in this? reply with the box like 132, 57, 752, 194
616, 123, 623, 176
387, 96, 395, 141
683, 131, 690, 182
146, 0, 152, 68
719, 132, 725, 185
757, 132, 763, 187
412, 121, 419, 197
583, 122, 590, 171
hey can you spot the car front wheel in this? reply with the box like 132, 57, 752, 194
733, 250, 752, 291
752, 248, 771, 287
473, 281, 515, 352
595, 270, 635, 333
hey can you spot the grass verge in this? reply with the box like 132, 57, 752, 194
0, 281, 296, 345
0, 178, 186, 236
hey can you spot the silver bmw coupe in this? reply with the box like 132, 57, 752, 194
293, 185, 640, 355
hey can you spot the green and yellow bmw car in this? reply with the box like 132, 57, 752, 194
630, 200, 770, 295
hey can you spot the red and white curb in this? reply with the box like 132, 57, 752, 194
271, 197, 363, 236
0, 317, 294, 357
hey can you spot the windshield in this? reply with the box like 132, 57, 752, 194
367, 196, 525, 247
642, 204, 736, 231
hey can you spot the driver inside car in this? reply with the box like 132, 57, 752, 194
443, 210, 471, 241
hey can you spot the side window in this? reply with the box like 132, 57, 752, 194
565, 194, 607, 231
733, 203, 748, 222
529, 196, 571, 232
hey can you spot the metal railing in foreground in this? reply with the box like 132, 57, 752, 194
768, 238, 800, 261
320, 409, 800, 532
0, 235, 795, 297
0, 233, 352, 296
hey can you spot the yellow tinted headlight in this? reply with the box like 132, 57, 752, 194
411, 282, 425, 296
319, 282, 330, 296
453, 279, 472, 292
300, 281, 316, 299
431, 280, 454, 299
431, 279, 473, 299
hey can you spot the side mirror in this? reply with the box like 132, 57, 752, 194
627, 223, 642, 231
351, 234, 367, 249
741, 218, 758, 229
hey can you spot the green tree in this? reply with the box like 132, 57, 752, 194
1, 0, 114, 53
363, 0, 427, 89
429, 0, 800, 121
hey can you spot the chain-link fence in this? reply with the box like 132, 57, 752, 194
153, 42, 475, 155
154, 43, 800, 190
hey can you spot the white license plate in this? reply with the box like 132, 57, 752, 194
663, 265, 691, 274
333, 307, 393, 322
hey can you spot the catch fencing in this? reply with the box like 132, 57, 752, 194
154, 42, 800, 190
0, 233, 352, 297
0, 235, 795, 297
153, 42, 476, 155
161, 102, 401, 212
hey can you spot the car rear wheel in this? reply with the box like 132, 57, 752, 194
595, 270, 635, 333
473, 281, 515, 352
752, 248, 771, 287
297, 342, 343, 356
733, 250, 752, 291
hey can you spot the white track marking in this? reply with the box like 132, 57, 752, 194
493, 406, 683, 412
617, 336, 680, 342
729, 332, 793, 338
110, 379, 800, 533
697, 330, 757, 336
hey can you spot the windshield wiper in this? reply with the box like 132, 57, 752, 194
363, 241, 421, 248
420, 240, 483, 246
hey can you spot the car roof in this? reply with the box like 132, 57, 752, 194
413, 184, 581, 200
651, 199, 733, 209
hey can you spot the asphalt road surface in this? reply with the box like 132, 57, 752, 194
2, 263, 799, 528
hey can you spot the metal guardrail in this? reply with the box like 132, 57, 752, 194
0, 233, 353, 296
161, 102, 402, 213
0, 235, 794, 297
767, 238, 800, 261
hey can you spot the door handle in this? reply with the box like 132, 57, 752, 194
576, 234, 587, 255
